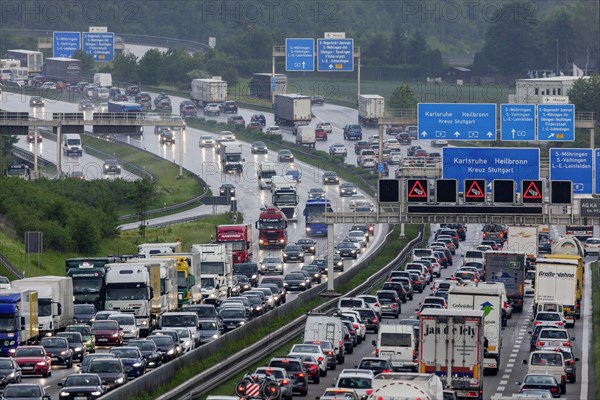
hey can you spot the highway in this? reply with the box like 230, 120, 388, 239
209, 224, 591, 400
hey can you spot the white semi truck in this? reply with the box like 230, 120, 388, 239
358, 94, 385, 126
220, 144, 244, 173
11, 276, 74, 337
272, 187, 300, 221
534, 257, 579, 327
190, 77, 228, 107
191, 243, 234, 305
419, 309, 485, 398
258, 162, 277, 190
274, 94, 312, 125
447, 285, 503, 375
138, 242, 183, 257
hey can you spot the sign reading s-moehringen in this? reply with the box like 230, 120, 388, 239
442, 147, 540, 192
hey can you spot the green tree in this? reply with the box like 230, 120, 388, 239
128, 177, 157, 239
407, 31, 427, 65
388, 26, 409, 65
389, 85, 418, 109
72, 49, 94, 78
363, 33, 390, 64
222, 68, 239, 87
0, 136, 18, 171
471, 51, 488, 76
420, 48, 443, 78
482, 1, 543, 75
112, 53, 138, 83
71, 213, 101, 254
138, 49, 164, 85
541, 8, 576, 73
568, 75, 600, 122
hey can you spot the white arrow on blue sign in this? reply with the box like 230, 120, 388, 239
285, 38, 315, 72
500, 104, 536, 141
537, 104, 575, 141
550, 148, 592, 194
418, 103, 497, 141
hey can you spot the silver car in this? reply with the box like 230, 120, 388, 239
260, 257, 284, 274
347, 231, 368, 248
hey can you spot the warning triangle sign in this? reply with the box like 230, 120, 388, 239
408, 180, 428, 199
465, 180, 485, 199
523, 181, 542, 199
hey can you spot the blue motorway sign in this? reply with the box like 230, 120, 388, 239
317, 38, 354, 72
53, 31, 81, 58
550, 148, 592, 194
500, 104, 536, 141
83, 32, 114, 62
285, 38, 314, 71
418, 103, 497, 141
538, 104, 575, 141
442, 147, 540, 192
271, 77, 277, 91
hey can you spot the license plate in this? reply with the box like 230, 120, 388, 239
22, 366, 34, 370
51, 357, 58, 361
98, 338, 108, 342
75, 397, 88, 400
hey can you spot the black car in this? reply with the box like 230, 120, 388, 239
232, 263, 259, 286
234, 274, 252, 292
114, 93, 128, 102
340, 183, 358, 197
322, 171, 339, 184
357, 357, 392, 375
29, 96, 44, 107
146, 335, 178, 363
182, 304, 219, 320
283, 272, 309, 291
78, 99, 94, 111
73, 304, 96, 325
86, 358, 126, 390
283, 245, 304, 263
219, 307, 247, 331
125, 85, 140, 96
336, 242, 358, 259
311, 95, 325, 105
78, 354, 116, 373
355, 307, 379, 333
301, 264, 322, 283
382, 282, 407, 303
40, 337, 73, 368
517, 374, 562, 398
220, 100, 238, 114
128, 340, 162, 369
251, 141, 268, 154
278, 149, 294, 162
57, 373, 105, 399
219, 183, 236, 197
56, 332, 87, 362
296, 238, 316, 254
251, 114, 266, 126
391, 277, 414, 300
440, 223, 467, 241
153, 92, 170, 106
0, 357, 22, 387
268, 358, 308, 396
103, 160, 121, 175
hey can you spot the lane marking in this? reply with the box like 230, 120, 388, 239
506, 363, 514, 368
499, 380, 508, 385
580, 257, 592, 400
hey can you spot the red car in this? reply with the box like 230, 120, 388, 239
12, 345, 51, 377
315, 129, 328, 141
294, 354, 320, 383
91, 320, 124, 348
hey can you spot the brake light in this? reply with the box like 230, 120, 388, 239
375, 303, 380, 307
318, 357, 324, 362
382, 369, 392, 373
366, 390, 373, 395
352, 323, 359, 329
534, 321, 541, 325
295, 373, 305, 378
413, 349, 417, 362
563, 342, 571, 346
375, 349, 379, 357
281, 379, 289, 385
372, 318, 378, 324
537, 341, 545, 347
391, 304, 397, 309
561, 375, 566, 382
550, 387, 559, 394
556, 321, 564, 326
339, 341, 343, 348
310, 365, 317, 371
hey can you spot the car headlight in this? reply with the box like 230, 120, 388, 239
167, 349, 175, 355
283, 253, 287, 257
74, 347, 82, 352
133, 362, 142, 367
60, 392, 70, 397
300, 282, 306, 286
36, 361, 47, 366
6, 372, 15, 379
9, 348, 16, 354
112, 333, 119, 337
283, 283, 289, 287
212, 334, 219, 339
60, 351, 67, 355
306, 227, 311, 232
115, 377, 125, 384
239, 321, 245, 325
178, 293, 183, 300
91, 391, 102, 396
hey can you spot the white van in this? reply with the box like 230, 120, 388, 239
412, 248, 434, 261
62, 133, 82, 156
304, 313, 345, 364
373, 324, 418, 371
464, 250, 485, 266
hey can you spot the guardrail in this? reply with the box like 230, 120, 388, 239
0, 252, 23, 279
100, 225, 424, 400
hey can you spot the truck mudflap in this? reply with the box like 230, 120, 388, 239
452, 379, 483, 399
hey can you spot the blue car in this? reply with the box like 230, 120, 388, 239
109, 347, 147, 379
538, 232, 552, 253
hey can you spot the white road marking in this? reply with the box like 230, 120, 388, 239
580, 258, 592, 400
499, 380, 508, 385
502, 374, 511, 379
506, 363, 514, 368
497, 386, 505, 391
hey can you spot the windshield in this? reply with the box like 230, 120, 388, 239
0, 317, 18, 332
106, 286, 148, 300
74, 304, 96, 314
161, 315, 197, 327
111, 348, 140, 358
89, 361, 122, 373
258, 219, 286, 229
5, 166, 28, 176
199, 321, 218, 330
200, 278, 215, 289
220, 309, 244, 318
38, 300, 52, 317
273, 193, 298, 204
260, 171, 277, 178
306, 205, 326, 218
177, 271, 187, 289
67, 139, 81, 146
65, 375, 101, 386
131, 341, 155, 351
380, 333, 412, 347
200, 262, 225, 274
150, 337, 173, 346
92, 321, 118, 331
15, 348, 44, 357
109, 315, 135, 325
3, 386, 42, 397
225, 154, 242, 162
0, 358, 13, 368
338, 377, 372, 389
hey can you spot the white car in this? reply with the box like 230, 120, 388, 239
204, 103, 221, 116
347, 230, 368, 248
145, 112, 161, 121
289, 343, 328, 376
329, 143, 347, 156
260, 257, 284, 274
384, 138, 401, 150
98, 102, 109, 112
166, 327, 196, 353
432, 139, 448, 147
0, 275, 11, 290
583, 237, 600, 256
40, 82, 57, 90
316, 122, 333, 134
265, 126, 281, 135
388, 151, 402, 165
335, 369, 374, 398
108, 313, 139, 341
476, 245, 494, 253
341, 312, 367, 340
367, 135, 379, 145
219, 131, 236, 141
356, 295, 381, 317
199, 135, 215, 147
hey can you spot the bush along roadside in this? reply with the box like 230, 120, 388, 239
187, 118, 380, 194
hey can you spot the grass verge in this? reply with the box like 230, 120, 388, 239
0, 213, 239, 279
81, 135, 205, 216
592, 261, 600, 400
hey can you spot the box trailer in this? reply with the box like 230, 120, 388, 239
191, 77, 228, 106
274, 94, 312, 125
